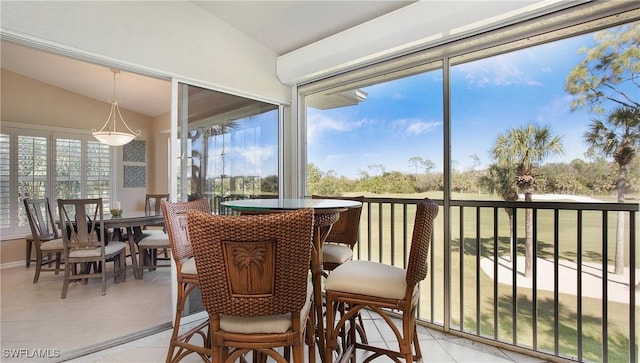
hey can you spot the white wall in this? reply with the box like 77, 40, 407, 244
0, 1, 289, 103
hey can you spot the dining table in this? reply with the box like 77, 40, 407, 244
221, 198, 362, 360
102, 211, 165, 280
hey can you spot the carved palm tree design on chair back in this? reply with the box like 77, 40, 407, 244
223, 240, 275, 297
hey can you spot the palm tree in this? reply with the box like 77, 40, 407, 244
480, 164, 519, 261
584, 106, 639, 275
491, 124, 564, 278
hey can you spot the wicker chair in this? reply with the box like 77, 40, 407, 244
23, 198, 64, 283
161, 199, 211, 363
311, 195, 364, 273
138, 193, 171, 277
58, 198, 127, 299
187, 208, 316, 363
324, 198, 439, 363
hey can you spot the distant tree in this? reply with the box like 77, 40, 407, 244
307, 163, 343, 196
491, 124, 564, 277
261, 175, 279, 194
585, 106, 639, 274
421, 159, 436, 174
367, 164, 386, 177
415, 173, 443, 192
571, 158, 616, 194
409, 156, 423, 175
470, 154, 481, 171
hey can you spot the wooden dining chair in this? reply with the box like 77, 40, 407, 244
161, 199, 211, 363
138, 193, 171, 277
23, 198, 64, 283
187, 208, 316, 363
145, 193, 170, 231
58, 198, 127, 298
324, 198, 439, 363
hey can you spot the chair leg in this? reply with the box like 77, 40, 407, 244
55, 252, 62, 275
61, 261, 71, 299
101, 258, 107, 296
306, 308, 316, 363
121, 251, 127, 282
412, 324, 422, 362
138, 248, 146, 278
33, 249, 42, 283
166, 282, 188, 363
26, 238, 33, 268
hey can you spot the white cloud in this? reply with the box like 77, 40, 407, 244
392, 118, 441, 136
458, 52, 542, 88
206, 145, 275, 176
307, 113, 369, 143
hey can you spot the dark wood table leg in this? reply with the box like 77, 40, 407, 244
125, 226, 145, 279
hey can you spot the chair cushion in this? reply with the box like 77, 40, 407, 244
143, 229, 166, 236
69, 241, 126, 258
181, 257, 197, 275
323, 243, 353, 264
41, 238, 64, 251
325, 260, 407, 300
220, 281, 313, 334
26, 229, 64, 242
138, 234, 170, 248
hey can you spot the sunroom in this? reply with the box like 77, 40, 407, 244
1, 1, 638, 362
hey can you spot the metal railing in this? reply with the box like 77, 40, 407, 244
354, 197, 638, 363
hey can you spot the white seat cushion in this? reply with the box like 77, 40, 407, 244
41, 238, 64, 251
323, 243, 353, 264
181, 257, 197, 275
220, 281, 313, 334
69, 241, 126, 258
138, 234, 170, 248
325, 259, 407, 300
143, 229, 166, 236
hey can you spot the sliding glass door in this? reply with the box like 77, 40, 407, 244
175, 82, 280, 213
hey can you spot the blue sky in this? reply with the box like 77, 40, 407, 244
307, 28, 626, 179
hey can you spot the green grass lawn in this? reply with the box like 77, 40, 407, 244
349, 192, 638, 363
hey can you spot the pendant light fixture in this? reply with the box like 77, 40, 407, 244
92, 69, 140, 146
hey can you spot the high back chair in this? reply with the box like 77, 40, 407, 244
161, 198, 211, 363
187, 208, 316, 363
138, 193, 171, 277
311, 195, 364, 273
143, 193, 170, 235
23, 198, 64, 283
312, 195, 367, 342
58, 198, 127, 298
324, 198, 439, 363
145, 193, 170, 220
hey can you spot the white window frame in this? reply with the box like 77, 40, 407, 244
0, 122, 115, 240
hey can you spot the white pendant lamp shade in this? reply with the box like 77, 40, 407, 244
92, 69, 140, 146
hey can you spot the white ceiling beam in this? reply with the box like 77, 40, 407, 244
276, 0, 588, 86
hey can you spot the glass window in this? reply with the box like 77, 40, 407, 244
305, 65, 444, 198
0, 127, 112, 238
176, 83, 279, 214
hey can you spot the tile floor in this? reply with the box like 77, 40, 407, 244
1, 262, 546, 363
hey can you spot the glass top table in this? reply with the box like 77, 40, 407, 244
221, 198, 361, 212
